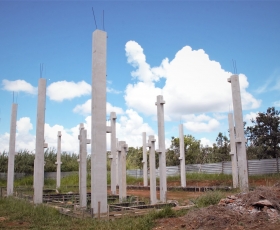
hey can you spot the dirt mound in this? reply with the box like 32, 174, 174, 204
154, 186, 280, 230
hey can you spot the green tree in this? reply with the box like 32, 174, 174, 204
212, 132, 230, 162
170, 135, 201, 164
246, 107, 280, 159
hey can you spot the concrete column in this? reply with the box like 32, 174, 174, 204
228, 113, 239, 188
118, 141, 127, 201
107, 112, 117, 194
7, 103, 18, 196
34, 78, 48, 204
148, 135, 157, 205
228, 75, 249, 192
179, 124, 186, 187
155, 95, 167, 202
116, 138, 119, 186
55, 131, 62, 189
142, 132, 148, 186
79, 124, 90, 208
91, 29, 107, 214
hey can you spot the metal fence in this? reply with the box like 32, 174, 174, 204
127, 158, 280, 178
0, 158, 279, 180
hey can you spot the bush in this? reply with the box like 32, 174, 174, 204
193, 191, 224, 208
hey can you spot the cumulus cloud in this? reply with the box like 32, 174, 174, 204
73, 99, 124, 116
124, 41, 261, 122
116, 109, 155, 148
17, 117, 33, 134
47, 80, 91, 102
2, 79, 37, 94
184, 119, 220, 133
244, 112, 258, 126
200, 137, 213, 147
0, 108, 158, 153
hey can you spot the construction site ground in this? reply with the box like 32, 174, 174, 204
127, 178, 280, 230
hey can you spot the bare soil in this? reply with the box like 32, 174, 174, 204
152, 184, 280, 230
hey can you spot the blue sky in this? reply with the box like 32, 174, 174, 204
0, 0, 280, 153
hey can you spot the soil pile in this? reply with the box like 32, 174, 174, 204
154, 185, 280, 230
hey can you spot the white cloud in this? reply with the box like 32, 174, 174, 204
124, 41, 261, 120
47, 80, 91, 102
73, 99, 124, 116
2, 79, 37, 94
244, 112, 258, 126
106, 87, 121, 94
116, 109, 155, 148
17, 117, 33, 134
184, 118, 220, 133
200, 137, 213, 147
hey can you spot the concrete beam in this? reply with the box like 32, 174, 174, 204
7, 103, 18, 196
228, 74, 249, 192
228, 113, 239, 188
33, 78, 47, 204
91, 29, 107, 214
179, 124, 186, 187
155, 95, 167, 202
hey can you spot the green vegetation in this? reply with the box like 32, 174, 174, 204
0, 196, 155, 230
246, 107, 280, 159
193, 190, 225, 208
0, 197, 190, 230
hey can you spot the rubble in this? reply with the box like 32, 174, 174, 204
218, 187, 280, 223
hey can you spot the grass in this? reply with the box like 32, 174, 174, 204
192, 190, 225, 208
0, 196, 188, 230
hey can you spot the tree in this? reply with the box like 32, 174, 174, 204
246, 107, 280, 159
170, 135, 201, 164
212, 132, 230, 162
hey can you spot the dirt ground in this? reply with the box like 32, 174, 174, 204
152, 185, 280, 230
124, 179, 280, 230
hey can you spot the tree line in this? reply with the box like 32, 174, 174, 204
0, 107, 279, 173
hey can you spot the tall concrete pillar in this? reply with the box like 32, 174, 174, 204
116, 138, 119, 186
91, 29, 107, 214
118, 141, 127, 201
148, 135, 157, 204
7, 103, 18, 196
155, 95, 167, 202
55, 131, 62, 189
34, 78, 48, 204
228, 113, 239, 188
228, 74, 249, 192
106, 112, 117, 194
142, 132, 148, 186
79, 124, 90, 208
179, 124, 186, 187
